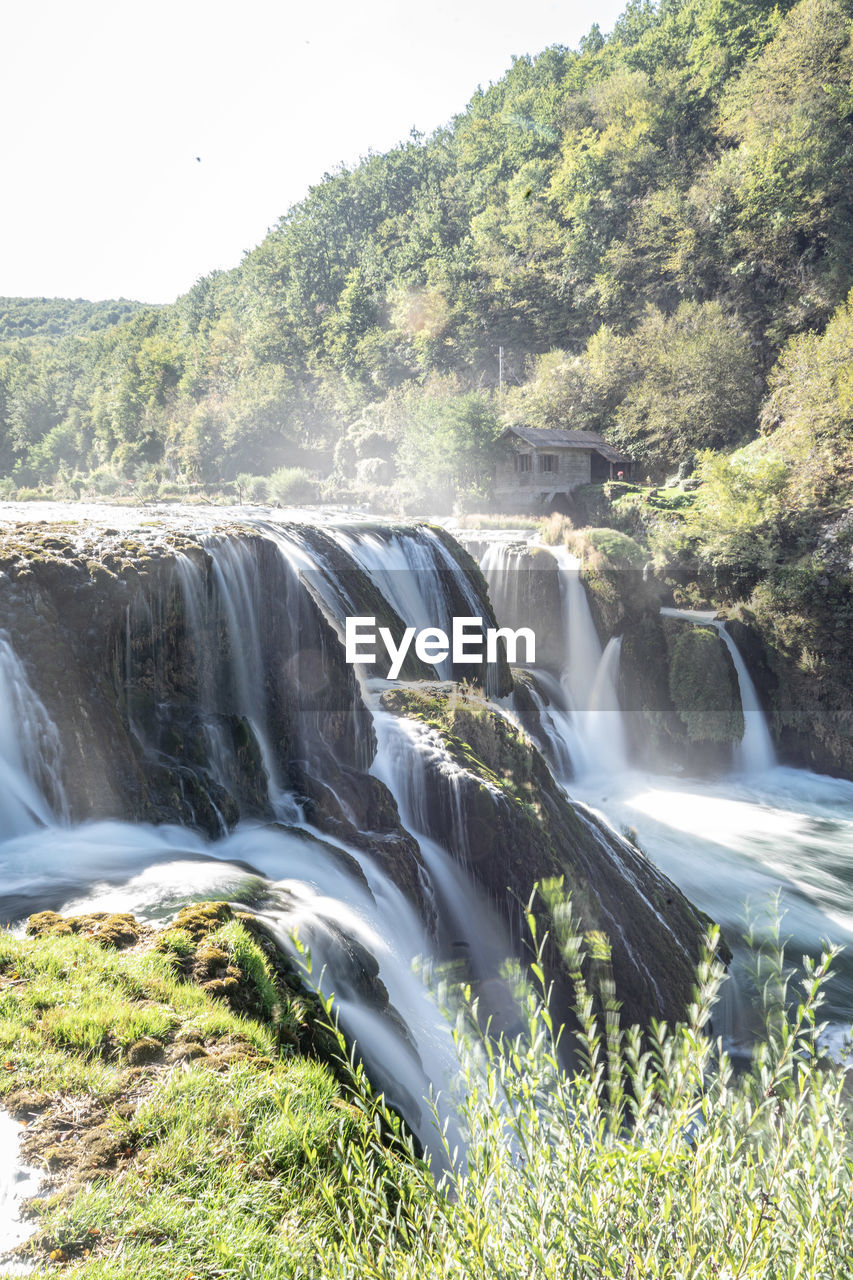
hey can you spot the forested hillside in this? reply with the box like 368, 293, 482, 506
0, 297, 146, 343
0, 0, 850, 520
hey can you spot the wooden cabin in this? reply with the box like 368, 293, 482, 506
494, 426, 631, 511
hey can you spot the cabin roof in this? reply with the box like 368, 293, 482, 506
501, 425, 629, 465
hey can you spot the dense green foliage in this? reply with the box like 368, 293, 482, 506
0, 0, 851, 514
0, 298, 145, 343
307, 897, 853, 1279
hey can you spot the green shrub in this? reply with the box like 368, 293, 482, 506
564, 526, 646, 569
306, 888, 853, 1279
267, 466, 320, 505
235, 473, 269, 502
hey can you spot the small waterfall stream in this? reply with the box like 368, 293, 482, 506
660, 607, 776, 773
0, 635, 67, 834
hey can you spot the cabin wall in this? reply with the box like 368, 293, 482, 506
494, 445, 593, 510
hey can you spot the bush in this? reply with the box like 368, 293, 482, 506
267, 466, 320, 505
157, 480, 189, 501
307, 888, 853, 1279
87, 468, 124, 497
564, 526, 647, 569
235, 473, 269, 503
355, 456, 394, 487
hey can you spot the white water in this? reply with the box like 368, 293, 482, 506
0, 636, 67, 835
0, 1110, 41, 1274
517, 669, 578, 784
474, 538, 629, 777
549, 545, 627, 776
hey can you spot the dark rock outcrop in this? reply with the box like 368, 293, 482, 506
381, 685, 726, 1029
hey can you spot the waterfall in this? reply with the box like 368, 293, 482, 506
515, 669, 578, 784
469, 536, 631, 778
327, 525, 503, 695
584, 636, 629, 775
479, 538, 535, 649
368, 701, 514, 983
6, 509, 841, 1146
660, 608, 776, 773
0, 634, 67, 836
0, 520, 533, 1152
549, 546, 602, 709
462, 523, 853, 1050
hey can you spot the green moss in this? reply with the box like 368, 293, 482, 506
381, 685, 540, 810
668, 626, 745, 744
165, 900, 234, 940
564, 527, 646, 570
209, 920, 281, 1021
26, 911, 142, 949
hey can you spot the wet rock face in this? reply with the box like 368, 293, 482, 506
480, 542, 566, 673
0, 522, 404, 852
381, 686, 723, 1029
726, 615, 853, 780
620, 616, 746, 774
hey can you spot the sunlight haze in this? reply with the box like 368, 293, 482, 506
1, 0, 623, 303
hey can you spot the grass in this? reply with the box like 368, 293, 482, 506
27, 1059, 360, 1277
308, 890, 853, 1279
0, 918, 380, 1278
452, 513, 542, 529
0, 928, 279, 1104
1, 895, 851, 1278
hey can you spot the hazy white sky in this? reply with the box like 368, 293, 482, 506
1, 0, 624, 304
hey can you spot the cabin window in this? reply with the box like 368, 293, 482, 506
539, 453, 558, 473
515, 454, 532, 472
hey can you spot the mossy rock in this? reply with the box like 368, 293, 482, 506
125, 1036, 165, 1065
166, 901, 234, 941
668, 626, 744, 745
26, 910, 142, 949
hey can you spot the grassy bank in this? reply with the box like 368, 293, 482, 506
1, 898, 851, 1278
0, 905, 391, 1278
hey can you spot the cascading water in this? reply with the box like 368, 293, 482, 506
0, 578, 459, 1152
0, 635, 67, 835
455, 522, 853, 1055
2, 513, 602, 1181
514, 669, 578, 784
259, 523, 522, 993
660, 607, 776, 773
2, 498, 851, 1251
465, 533, 628, 777
549, 545, 628, 776
367, 703, 515, 987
